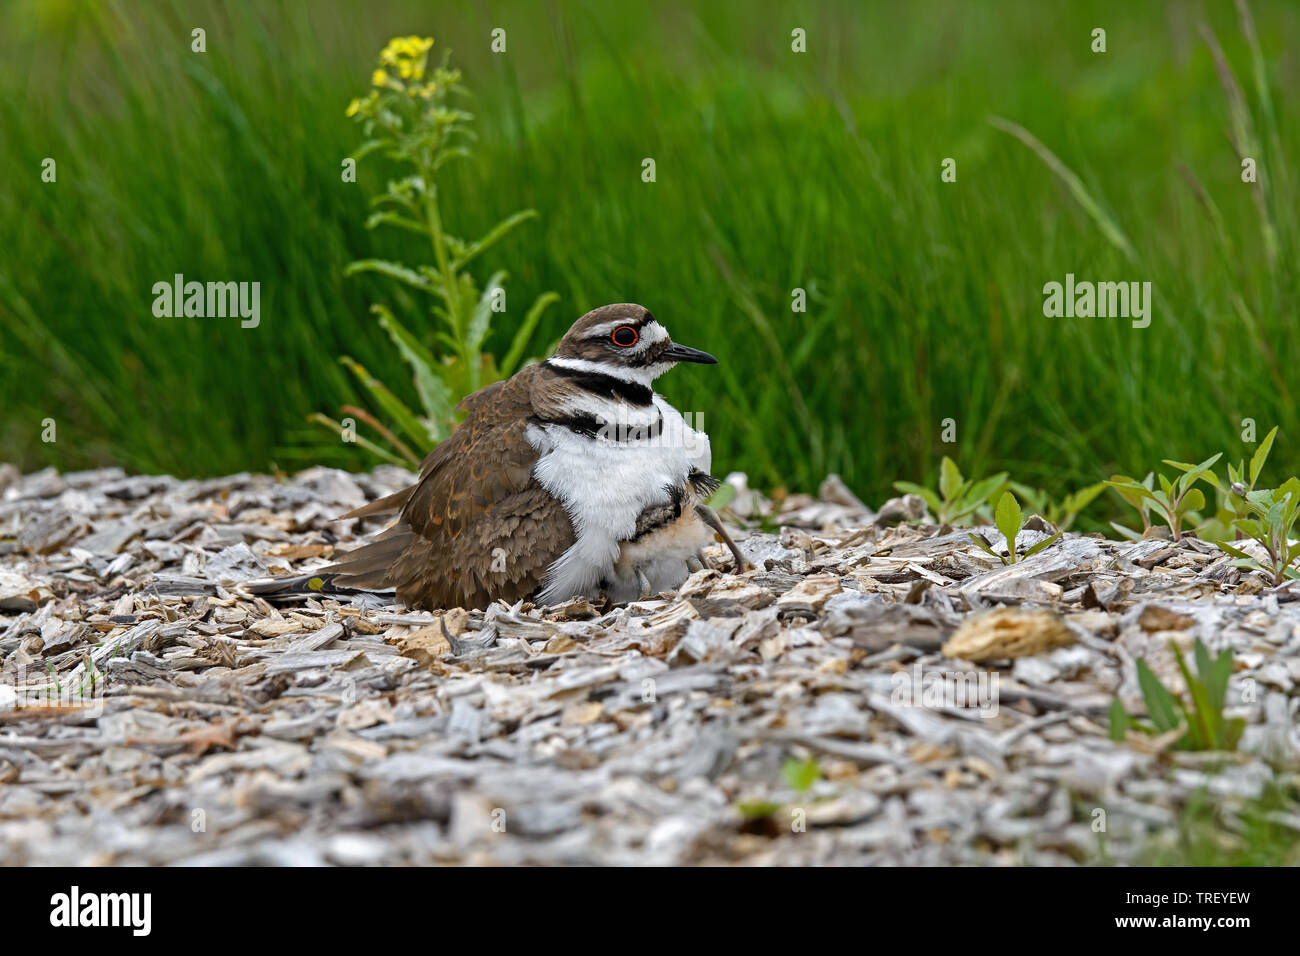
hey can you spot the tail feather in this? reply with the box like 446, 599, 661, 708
338, 487, 414, 520
317, 524, 418, 590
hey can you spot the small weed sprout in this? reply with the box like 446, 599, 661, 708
968, 491, 1062, 564
1008, 480, 1107, 532
782, 756, 821, 794
1216, 478, 1300, 585
1106, 453, 1222, 541
894, 456, 1008, 526
1109, 638, 1244, 752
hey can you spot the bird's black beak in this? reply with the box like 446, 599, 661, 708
661, 342, 718, 365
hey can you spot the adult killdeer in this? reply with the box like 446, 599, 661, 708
322, 304, 746, 610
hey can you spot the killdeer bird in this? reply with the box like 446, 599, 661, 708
322, 304, 747, 610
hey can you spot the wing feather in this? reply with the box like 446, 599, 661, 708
324, 366, 576, 610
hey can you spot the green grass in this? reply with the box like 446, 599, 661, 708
1138, 781, 1300, 866
2, 0, 1298, 509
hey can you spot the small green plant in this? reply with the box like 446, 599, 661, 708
734, 756, 821, 823
1108, 638, 1245, 752
313, 35, 559, 465
782, 756, 821, 793
894, 457, 1008, 526
1134, 782, 1300, 866
968, 491, 1062, 564
1226, 426, 1277, 519
1106, 472, 1156, 538
705, 481, 736, 513
1196, 426, 1278, 540
1008, 481, 1106, 532
1215, 477, 1300, 585
1105, 453, 1222, 541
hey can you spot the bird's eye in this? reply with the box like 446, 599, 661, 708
611, 326, 639, 347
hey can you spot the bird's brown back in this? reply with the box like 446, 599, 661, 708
327, 364, 577, 610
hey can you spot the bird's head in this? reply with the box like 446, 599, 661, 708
550, 303, 717, 386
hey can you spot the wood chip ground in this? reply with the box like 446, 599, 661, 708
1, 464, 1297, 864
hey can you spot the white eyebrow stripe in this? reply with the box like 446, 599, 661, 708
586, 317, 649, 339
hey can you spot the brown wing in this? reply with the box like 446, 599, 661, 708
325, 366, 576, 611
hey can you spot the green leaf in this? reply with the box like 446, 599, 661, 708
938, 457, 963, 504
431, 145, 472, 172
1008, 481, 1047, 511
1136, 659, 1181, 734
1216, 540, 1256, 563
782, 756, 820, 793
893, 481, 942, 516
1172, 642, 1215, 750
1233, 517, 1265, 540
1176, 487, 1206, 517
1277, 477, 1300, 526
500, 291, 559, 377
466, 270, 508, 353
1223, 717, 1246, 750
706, 482, 736, 511
1064, 481, 1107, 513
451, 209, 538, 272
987, 115, 1137, 261
363, 210, 431, 237
957, 472, 1010, 516
1197, 640, 1229, 716
373, 304, 454, 436
344, 258, 435, 293
735, 800, 782, 820
1108, 698, 1131, 742
1245, 488, 1275, 511
307, 413, 409, 467
994, 492, 1022, 555
1109, 522, 1143, 541
967, 532, 1002, 561
339, 356, 433, 448
1106, 476, 1156, 506
1264, 497, 1287, 535
1022, 530, 1064, 558
1250, 426, 1278, 487
349, 138, 390, 163
1180, 452, 1224, 494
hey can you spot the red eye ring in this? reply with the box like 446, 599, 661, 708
611, 326, 639, 347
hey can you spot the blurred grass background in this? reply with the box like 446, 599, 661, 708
1, 0, 1297, 505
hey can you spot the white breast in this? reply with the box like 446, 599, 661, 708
528, 396, 711, 604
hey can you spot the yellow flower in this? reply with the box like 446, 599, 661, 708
373, 36, 433, 90
345, 97, 362, 117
